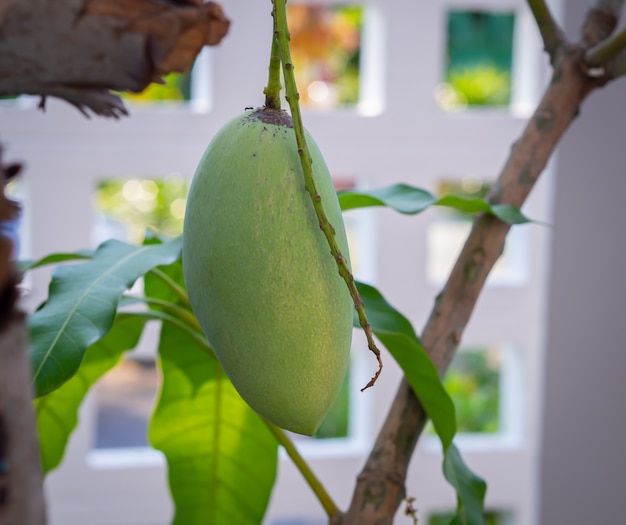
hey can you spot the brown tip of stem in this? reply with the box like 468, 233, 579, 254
360, 339, 383, 392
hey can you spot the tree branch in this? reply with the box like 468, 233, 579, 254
0, 0, 230, 117
0, 153, 46, 525
585, 26, 626, 66
595, 0, 625, 19
338, 44, 607, 525
527, 0, 566, 62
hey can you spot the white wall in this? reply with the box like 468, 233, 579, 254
539, 3, 626, 523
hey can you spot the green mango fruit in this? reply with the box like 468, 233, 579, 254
183, 108, 353, 435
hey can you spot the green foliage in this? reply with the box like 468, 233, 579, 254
28, 236, 182, 397
35, 314, 147, 472
448, 65, 511, 107
338, 183, 531, 224
430, 510, 505, 525
121, 73, 192, 104
356, 282, 488, 524
355, 282, 456, 446
446, 352, 500, 434
150, 323, 278, 525
445, 10, 515, 108
95, 178, 189, 243
443, 444, 488, 525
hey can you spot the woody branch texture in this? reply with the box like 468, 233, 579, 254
336, 2, 626, 524
0, 0, 230, 117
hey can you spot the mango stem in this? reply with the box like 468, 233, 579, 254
273, 0, 382, 390
264, 421, 341, 518
263, 2, 282, 109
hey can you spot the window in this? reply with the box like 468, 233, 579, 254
286, 3, 364, 110
437, 10, 516, 111
426, 177, 529, 286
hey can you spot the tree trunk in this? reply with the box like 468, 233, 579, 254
0, 155, 46, 524
0, 307, 47, 525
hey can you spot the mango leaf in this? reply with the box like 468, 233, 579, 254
339, 183, 530, 224
35, 314, 147, 473
355, 281, 455, 447
18, 250, 94, 273
29, 236, 182, 397
150, 322, 278, 525
355, 281, 487, 525
443, 444, 487, 525
340, 184, 436, 214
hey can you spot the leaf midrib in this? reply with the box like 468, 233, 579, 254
31, 244, 154, 386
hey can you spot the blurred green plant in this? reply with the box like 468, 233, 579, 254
441, 10, 515, 110
448, 64, 511, 107
94, 178, 189, 243
428, 349, 500, 434
122, 72, 191, 104
287, 3, 362, 108
430, 510, 509, 525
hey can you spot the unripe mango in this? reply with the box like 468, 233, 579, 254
182, 108, 353, 435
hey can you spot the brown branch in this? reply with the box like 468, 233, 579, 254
0, 152, 46, 525
585, 26, 626, 66
0, 0, 230, 117
527, 0, 566, 62
337, 44, 607, 525
0, 309, 46, 525
595, 0, 625, 19
579, 3, 622, 78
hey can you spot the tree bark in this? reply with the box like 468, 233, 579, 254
0, 309, 46, 525
0, 153, 47, 525
0, 0, 230, 117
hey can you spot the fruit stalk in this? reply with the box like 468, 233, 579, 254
265, 422, 340, 518
263, 3, 282, 110
273, 0, 382, 390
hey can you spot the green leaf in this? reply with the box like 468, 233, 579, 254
150, 322, 278, 525
443, 444, 487, 525
339, 184, 436, 214
355, 281, 456, 447
29, 236, 182, 397
18, 250, 94, 272
490, 203, 531, 224
35, 314, 147, 473
355, 281, 487, 524
339, 183, 531, 224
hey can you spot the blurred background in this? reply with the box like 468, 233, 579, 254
2, 0, 625, 524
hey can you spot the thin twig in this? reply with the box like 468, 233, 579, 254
586, 26, 626, 66
264, 421, 341, 518
272, 0, 382, 390
527, 0, 565, 61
